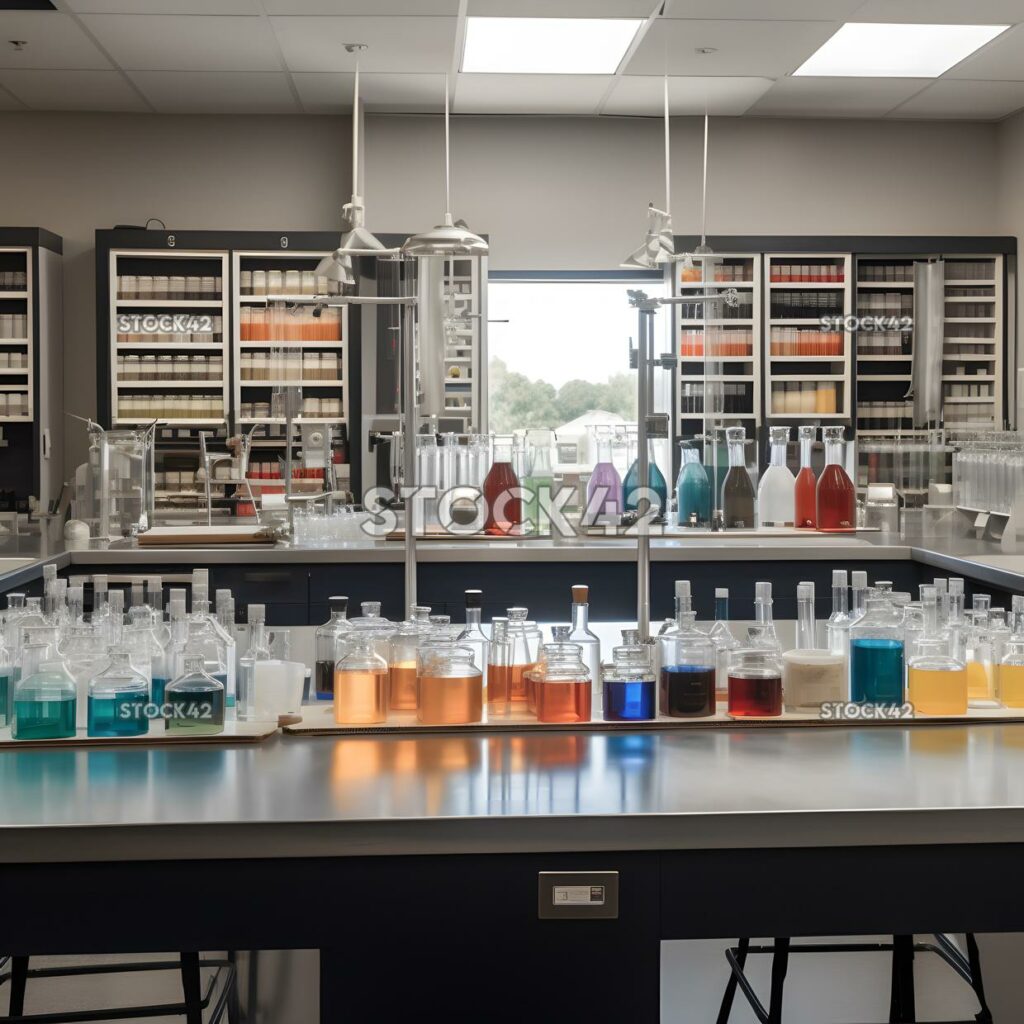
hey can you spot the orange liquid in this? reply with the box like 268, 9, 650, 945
794, 467, 817, 528
388, 662, 418, 711
908, 666, 967, 716
535, 680, 591, 723
510, 662, 535, 704
333, 669, 388, 724
487, 663, 511, 712
417, 674, 484, 725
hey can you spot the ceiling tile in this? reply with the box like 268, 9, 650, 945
944, 23, 1024, 80
79, 14, 282, 71
747, 76, 931, 118
468, 0, 657, 14
0, 11, 112, 70
128, 70, 300, 112
265, 0, 459, 12
888, 79, 1024, 119
665, 0, 862, 17
270, 15, 457, 73
0, 69, 148, 111
292, 72, 444, 113
851, 0, 1024, 23
626, 19, 841, 77
604, 75, 772, 115
454, 73, 613, 114
66, 0, 259, 13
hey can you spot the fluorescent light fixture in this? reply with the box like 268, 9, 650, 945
793, 22, 1008, 78
462, 16, 643, 75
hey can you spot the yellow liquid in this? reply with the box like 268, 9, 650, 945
333, 669, 388, 724
999, 663, 1024, 707
908, 666, 968, 716
966, 660, 995, 702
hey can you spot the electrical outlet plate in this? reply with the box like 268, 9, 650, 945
538, 871, 619, 920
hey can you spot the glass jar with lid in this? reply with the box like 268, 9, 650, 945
87, 645, 150, 737
506, 607, 540, 708
850, 596, 905, 705
727, 647, 783, 718
602, 629, 655, 722
315, 596, 351, 701
348, 600, 395, 661
333, 634, 388, 725
388, 605, 431, 711
526, 641, 591, 724
658, 610, 716, 718
165, 654, 225, 735
416, 643, 483, 725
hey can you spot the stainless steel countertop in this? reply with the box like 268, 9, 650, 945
2, 724, 1023, 863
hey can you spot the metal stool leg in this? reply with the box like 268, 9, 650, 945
964, 934, 993, 1023
7, 956, 28, 1018
716, 937, 750, 1024
226, 952, 241, 1024
767, 938, 790, 1024
889, 935, 916, 1024
180, 952, 203, 1024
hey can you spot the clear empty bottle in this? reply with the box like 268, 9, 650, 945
783, 581, 845, 712
568, 585, 601, 708
602, 629, 655, 722
458, 590, 489, 691
315, 596, 351, 701
721, 426, 755, 529
88, 646, 150, 737
709, 587, 739, 704
658, 608, 716, 718
165, 654, 225, 735
757, 426, 795, 527
908, 587, 966, 716
850, 595, 905, 705
237, 604, 271, 721
417, 644, 484, 725
12, 641, 77, 740
728, 647, 783, 717
349, 601, 396, 663
334, 634, 388, 725
825, 569, 852, 674
749, 581, 780, 650
528, 641, 591, 724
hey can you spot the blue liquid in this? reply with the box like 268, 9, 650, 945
151, 677, 167, 706
88, 693, 150, 737
851, 638, 904, 705
603, 678, 656, 721
676, 461, 711, 526
0, 670, 10, 727
623, 459, 668, 514
12, 696, 76, 740
213, 671, 234, 709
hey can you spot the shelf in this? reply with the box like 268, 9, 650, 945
856, 429, 931, 436
116, 298, 224, 307
943, 375, 994, 382
115, 418, 225, 426
945, 279, 995, 286
679, 355, 754, 362
771, 374, 845, 382
0, 368, 29, 376
680, 375, 755, 382
680, 319, 753, 327
856, 354, 911, 361
856, 281, 914, 288
115, 342, 223, 351
239, 293, 341, 304
0, 338, 29, 346
0, 292, 28, 299
239, 340, 342, 348
0, 384, 29, 391
858, 375, 911, 381
240, 379, 344, 387
770, 282, 846, 289
679, 281, 755, 289
769, 354, 846, 362
943, 354, 996, 361
945, 318, 996, 323
946, 295, 995, 302
0, 415, 32, 423
237, 417, 346, 425
943, 396, 995, 404
680, 412, 756, 419
768, 318, 835, 325
767, 412, 849, 420
116, 380, 224, 389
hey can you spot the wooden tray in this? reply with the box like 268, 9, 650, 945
283, 704, 1024, 738
139, 525, 275, 546
0, 719, 278, 750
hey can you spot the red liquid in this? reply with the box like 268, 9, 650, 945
794, 467, 817, 528
816, 464, 856, 531
728, 673, 782, 717
535, 680, 591, 723
483, 461, 522, 535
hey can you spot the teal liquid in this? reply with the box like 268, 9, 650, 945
623, 459, 668, 514
676, 461, 712, 526
151, 677, 167, 706
851, 638, 904, 705
167, 689, 225, 735
88, 693, 150, 737
0, 670, 10, 727
12, 696, 76, 740
213, 671, 234, 709
521, 474, 553, 534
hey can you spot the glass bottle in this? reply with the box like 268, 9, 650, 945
782, 581, 846, 712
528, 641, 591, 724
908, 587, 967, 716
521, 434, 554, 535
749, 581, 780, 650
348, 601, 396, 662
816, 426, 856, 530
966, 593, 997, 707
458, 590, 489, 690
483, 439, 522, 535
0, 631, 11, 728
333, 634, 388, 725
165, 654, 225, 735
757, 426, 795, 528
506, 607, 540, 708
721, 426, 754, 529
125, 609, 167, 708
602, 629, 655, 722
315, 596, 351, 701
850, 596, 905, 705
237, 604, 272, 721
727, 647, 783, 717
947, 578, 966, 661
998, 621, 1024, 709
60, 624, 109, 730
794, 425, 817, 528
586, 436, 622, 522
989, 607, 1011, 665
87, 646, 150, 737
849, 571, 868, 626
417, 643, 483, 725
658, 610, 716, 718
487, 618, 511, 718
389, 605, 431, 711
825, 569, 852, 672
675, 441, 711, 527
12, 641, 77, 740
709, 587, 739, 704
568, 585, 601, 708
214, 588, 238, 708
623, 439, 668, 516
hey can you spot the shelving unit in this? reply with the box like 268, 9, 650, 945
673, 253, 762, 446
763, 253, 852, 424
439, 259, 484, 429
0, 246, 32, 425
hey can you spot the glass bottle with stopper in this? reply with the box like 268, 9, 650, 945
602, 629, 655, 722
757, 426, 795, 528
908, 585, 966, 716
782, 581, 846, 713
315, 596, 351, 701
165, 654, 225, 736
87, 645, 150, 737
794, 425, 817, 529
721, 426, 754, 529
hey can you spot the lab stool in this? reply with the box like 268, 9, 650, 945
0, 952, 238, 1023
716, 933, 992, 1024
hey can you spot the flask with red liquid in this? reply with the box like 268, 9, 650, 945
794, 424, 818, 528
483, 439, 522, 535
816, 425, 856, 531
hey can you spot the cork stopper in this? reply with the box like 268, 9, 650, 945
572, 585, 588, 604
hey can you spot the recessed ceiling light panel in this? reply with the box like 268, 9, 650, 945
793, 22, 1009, 78
462, 16, 643, 75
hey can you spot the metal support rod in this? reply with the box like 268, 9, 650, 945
402, 261, 418, 610
637, 305, 651, 641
